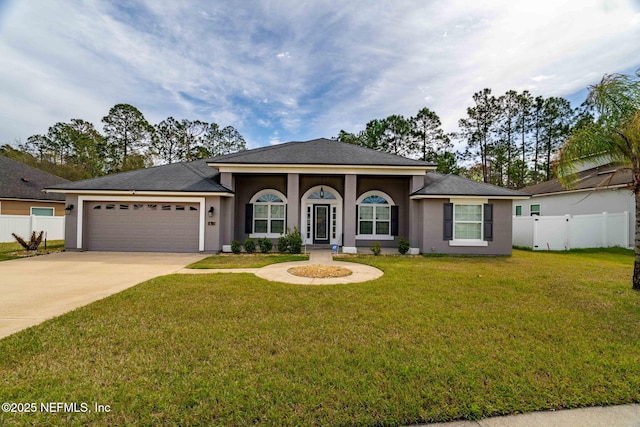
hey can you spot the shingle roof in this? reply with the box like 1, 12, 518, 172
412, 172, 529, 198
0, 156, 69, 201
207, 138, 434, 167
520, 164, 632, 195
46, 160, 231, 193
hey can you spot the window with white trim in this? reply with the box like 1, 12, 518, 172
454, 204, 482, 240
250, 190, 287, 235
530, 204, 540, 216
31, 207, 54, 216
357, 192, 395, 238
444, 201, 492, 247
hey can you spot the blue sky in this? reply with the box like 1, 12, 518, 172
0, 0, 639, 151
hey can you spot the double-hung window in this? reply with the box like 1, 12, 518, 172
454, 204, 482, 240
444, 201, 492, 247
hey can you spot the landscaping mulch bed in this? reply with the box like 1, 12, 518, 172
288, 264, 353, 278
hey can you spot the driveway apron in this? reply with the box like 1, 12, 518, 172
0, 251, 206, 339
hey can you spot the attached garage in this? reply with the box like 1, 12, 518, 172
84, 201, 200, 252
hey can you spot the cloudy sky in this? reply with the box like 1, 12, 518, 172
0, 0, 639, 150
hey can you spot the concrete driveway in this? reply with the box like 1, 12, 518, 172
0, 251, 206, 339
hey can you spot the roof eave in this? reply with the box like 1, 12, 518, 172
527, 184, 631, 197
410, 194, 530, 200
208, 163, 434, 175
43, 189, 234, 197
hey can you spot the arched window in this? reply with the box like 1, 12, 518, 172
248, 190, 287, 235
356, 191, 396, 238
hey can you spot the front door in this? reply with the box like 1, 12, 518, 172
313, 204, 330, 244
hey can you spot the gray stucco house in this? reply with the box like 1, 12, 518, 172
46, 138, 527, 254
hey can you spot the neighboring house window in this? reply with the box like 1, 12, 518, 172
31, 207, 54, 216
246, 190, 287, 236
530, 204, 541, 216
515, 205, 522, 216
356, 191, 398, 240
443, 202, 493, 246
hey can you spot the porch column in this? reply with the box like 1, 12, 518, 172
343, 174, 357, 253
220, 172, 234, 251
408, 175, 425, 254
287, 173, 300, 231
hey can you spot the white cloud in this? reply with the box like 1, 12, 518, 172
0, 0, 638, 149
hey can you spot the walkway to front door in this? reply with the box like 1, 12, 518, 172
179, 251, 383, 285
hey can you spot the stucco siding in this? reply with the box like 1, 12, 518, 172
64, 195, 79, 249
421, 198, 513, 255
234, 174, 287, 240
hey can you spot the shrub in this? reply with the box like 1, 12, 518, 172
277, 235, 289, 253
231, 240, 242, 254
244, 238, 256, 254
288, 226, 303, 254
398, 237, 410, 255
12, 231, 44, 251
258, 237, 273, 253
371, 241, 381, 256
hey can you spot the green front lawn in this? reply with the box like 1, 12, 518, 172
0, 240, 64, 262
187, 253, 309, 269
1, 250, 639, 426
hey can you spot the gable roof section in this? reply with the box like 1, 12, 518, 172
0, 156, 69, 201
45, 160, 231, 194
520, 164, 632, 196
412, 172, 529, 199
207, 138, 434, 168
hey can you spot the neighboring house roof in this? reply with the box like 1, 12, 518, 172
207, 138, 435, 167
412, 172, 529, 199
0, 156, 69, 201
46, 160, 231, 193
520, 164, 632, 196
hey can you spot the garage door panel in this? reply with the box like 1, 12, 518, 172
85, 202, 199, 252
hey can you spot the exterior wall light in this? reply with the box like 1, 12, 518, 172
208, 206, 215, 217
65, 204, 74, 215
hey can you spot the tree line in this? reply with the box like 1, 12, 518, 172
336, 89, 590, 189
0, 103, 246, 181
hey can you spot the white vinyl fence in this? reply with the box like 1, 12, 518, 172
513, 211, 630, 251
0, 215, 65, 242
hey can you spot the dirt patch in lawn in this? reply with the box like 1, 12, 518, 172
288, 264, 353, 278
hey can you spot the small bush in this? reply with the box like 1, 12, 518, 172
12, 231, 44, 251
258, 237, 273, 253
288, 226, 303, 254
371, 241, 381, 256
277, 235, 289, 253
244, 238, 256, 254
231, 240, 242, 254
398, 237, 410, 255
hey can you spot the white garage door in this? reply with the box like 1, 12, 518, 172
85, 202, 200, 252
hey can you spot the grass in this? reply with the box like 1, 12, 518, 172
0, 240, 64, 262
186, 253, 309, 269
1, 249, 639, 426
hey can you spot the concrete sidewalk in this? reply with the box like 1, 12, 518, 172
419, 403, 640, 427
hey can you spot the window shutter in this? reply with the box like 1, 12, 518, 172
483, 203, 493, 241
355, 205, 359, 232
443, 203, 453, 241
391, 205, 399, 236
245, 204, 253, 234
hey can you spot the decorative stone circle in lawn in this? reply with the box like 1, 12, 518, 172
287, 264, 353, 278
